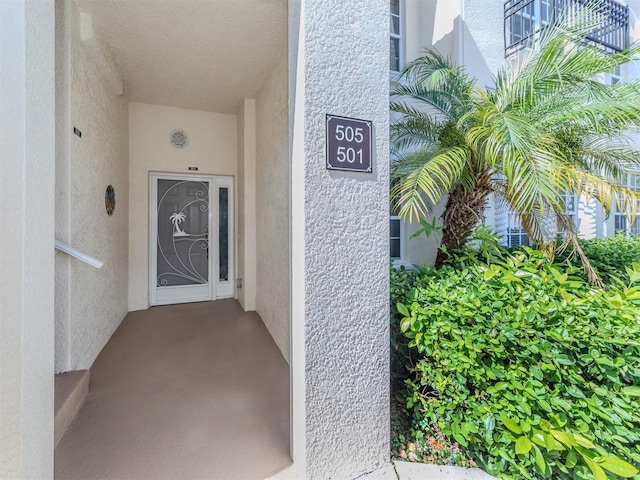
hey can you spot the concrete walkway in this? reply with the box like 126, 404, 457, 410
359, 461, 497, 480
55, 300, 291, 480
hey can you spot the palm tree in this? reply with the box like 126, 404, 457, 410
169, 212, 187, 236
390, 6, 640, 278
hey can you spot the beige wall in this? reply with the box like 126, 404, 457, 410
128, 102, 238, 311
0, 1, 56, 476
237, 99, 258, 311
256, 51, 290, 363
55, 0, 129, 372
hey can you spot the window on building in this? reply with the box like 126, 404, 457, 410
390, 215, 402, 258
557, 190, 578, 237
504, 0, 629, 57
540, 0, 553, 25
506, 212, 530, 247
390, 0, 401, 72
506, 0, 535, 49
498, 192, 577, 246
614, 173, 640, 235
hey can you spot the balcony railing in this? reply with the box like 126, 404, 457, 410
504, 0, 629, 56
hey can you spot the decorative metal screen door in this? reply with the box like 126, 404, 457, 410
150, 173, 234, 306
150, 174, 214, 305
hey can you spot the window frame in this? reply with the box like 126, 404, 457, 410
504, 0, 629, 57
505, 211, 530, 247
614, 172, 640, 235
390, 0, 403, 74
390, 214, 404, 259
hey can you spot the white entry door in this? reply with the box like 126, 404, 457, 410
149, 173, 234, 306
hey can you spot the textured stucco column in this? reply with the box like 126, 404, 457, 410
289, 0, 390, 477
0, 0, 56, 478
237, 98, 257, 312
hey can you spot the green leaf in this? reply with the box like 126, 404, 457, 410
556, 354, 575, 366
566, 449, 578, 469
501, 414, 522, 435
484, 415, 495, 436
625, 263, 640, 283
452, 431, 468, 447
544, 432, 556, 451
573, 434, 596, 449
622, 386, 640, 397
531, 366, 543, 381
537, 399, 552, 413
532, 444, 547, 474
538, 419, 552, 432
515, 436, 533, 455
484, 267, 498, 280
396, 302, 409, 318
595, 456, 639, 478
400, 318, 411, 332
584, 456, 607, 480
550, 430, 574, 448
567, 386, 586, 399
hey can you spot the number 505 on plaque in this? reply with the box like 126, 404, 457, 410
326, 115, 373, 173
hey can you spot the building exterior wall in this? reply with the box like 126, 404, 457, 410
55, 0, 72, 374
256, 51, 291, 364
128, 102, 238, 312
55, 1, 130, 371
290, 0, 391, 476
461, 0, 504, 89
0, 0, 55, 477
237, 99, 258, 313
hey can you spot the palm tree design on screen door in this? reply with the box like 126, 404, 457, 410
170, 212, 188, 237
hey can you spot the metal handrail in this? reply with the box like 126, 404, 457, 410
54, 239, 104, 269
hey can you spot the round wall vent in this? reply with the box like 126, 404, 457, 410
170, 130, 189, 149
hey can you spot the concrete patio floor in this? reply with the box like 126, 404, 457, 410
55, 299, 291, 480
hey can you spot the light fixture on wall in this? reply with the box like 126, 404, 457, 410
170, 129, 189, 149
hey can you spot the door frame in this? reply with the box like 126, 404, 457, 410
149, 172, 234, 306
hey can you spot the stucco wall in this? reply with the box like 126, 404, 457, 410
256, 52, 290, 363
462, 0, 503, 89
292, 0, 391, 477
56, 2, 130, 371
0, 0, 55, 477
403, 0, 460, 64
237, 99, 258, 312
55, 0, 72, 373
128, 102, 238, 311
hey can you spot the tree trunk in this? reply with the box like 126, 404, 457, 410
434, 184, 492, 268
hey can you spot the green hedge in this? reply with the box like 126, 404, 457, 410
555, 234, 640, 286
394, 250, 640, 479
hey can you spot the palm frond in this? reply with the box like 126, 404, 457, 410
390, 111, 442, 153
391, 147, 470, 222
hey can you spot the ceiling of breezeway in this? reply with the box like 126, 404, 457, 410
75, 0, 288, 114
